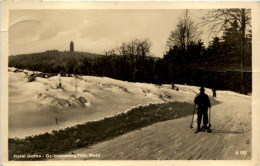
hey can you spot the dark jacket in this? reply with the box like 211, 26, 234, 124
194, 93, 211, 111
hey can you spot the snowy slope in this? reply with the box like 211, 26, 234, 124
9, 68, 205, 138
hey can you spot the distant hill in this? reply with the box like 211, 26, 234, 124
9, 50, 102, 61
8, 50, 103, 73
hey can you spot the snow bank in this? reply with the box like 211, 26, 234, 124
9, 67, 249, 138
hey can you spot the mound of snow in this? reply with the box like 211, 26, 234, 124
8, 67, 18, 72
68, 95, 91, 107
32, 93, 68, 108
32, 93, 90, 108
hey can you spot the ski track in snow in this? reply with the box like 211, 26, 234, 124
59, 86, 251, 160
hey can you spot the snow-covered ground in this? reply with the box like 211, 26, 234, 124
9, 68, 252, 160
9, 68, 208, 138
61, 85, 252, 160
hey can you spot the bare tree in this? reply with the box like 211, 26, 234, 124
205, 9, 251, 37
118, 39, 151, 80
167, 10, 199, 50
205, 9, 251, 94
135, 39, 151, 62
104, 49, 115, 57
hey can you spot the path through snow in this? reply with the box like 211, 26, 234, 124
65, 90, 251, 160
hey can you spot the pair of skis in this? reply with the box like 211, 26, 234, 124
190, 105, 212, 133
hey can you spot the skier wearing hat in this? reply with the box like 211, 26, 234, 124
194, 87, 211, 133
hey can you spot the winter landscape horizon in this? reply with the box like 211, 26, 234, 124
3, 3, 258, 164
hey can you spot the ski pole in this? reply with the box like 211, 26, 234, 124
207, 107, 212, 133
190, 104, 196, 128
208, 107, 211, 128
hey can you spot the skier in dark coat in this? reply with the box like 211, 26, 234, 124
212, 86, 216, 98
194, 87, 211, 133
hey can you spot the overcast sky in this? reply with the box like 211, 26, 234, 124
9, 9, 210, 57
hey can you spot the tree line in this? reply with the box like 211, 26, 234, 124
9, 9, 252, 94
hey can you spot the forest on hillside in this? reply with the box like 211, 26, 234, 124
9, 9, 252, 94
